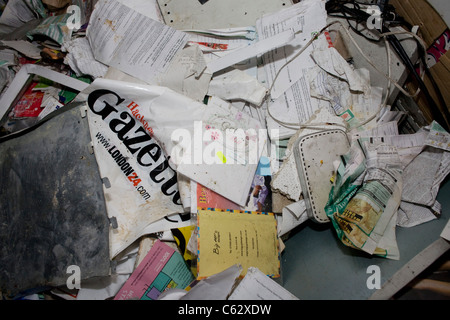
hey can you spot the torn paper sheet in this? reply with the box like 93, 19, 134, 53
308, 60, 382, 130
277, 200, 309, 237
190, 170, 272, 214
208, 68, 268, 106
185, 27, 256, 55
61, 37, 109, 79
177, 172, 192, 212
311, 46, 367, 93
36, 95, 64, 120
176, 96, 267, 207
265, 69, 332, 140
158, 43, 212, 102
402, 147, 450, 207
257, 0, 328, 99
397, 200, 441, 228
182, 264, 242, 300
351, 121, 400, 141
229, 267, 299, 300
441, 218, 450, 242
140, 213, 193, 242
0, 40, 41, 60
159, 264, 242, 300
0, 0, 47, 34
206, 29, 295, 74
87, 0, 189, 85
351, 125, 428, 169
116, 0, 164, 22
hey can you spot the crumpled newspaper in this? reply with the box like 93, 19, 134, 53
61, 37, 109, 79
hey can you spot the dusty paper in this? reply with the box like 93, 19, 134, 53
158, 43, 211, 102
229, 267, 299, 300
278, 200, 308, 237
0, 40, 41, 59
176, 96, 267, 207
257, 0, 328, 98
397, 200, 441, 228
308, 59, 383, 130
196, 209, 280, 280
87, 0, 189, 85
206, 29, 295, 74
61, 37, 109, 79
180, 264, 242, 300
208, 68, 268, 106
402, 147, 450, 206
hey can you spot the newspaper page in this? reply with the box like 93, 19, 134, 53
87, 0, 189, 85
256, 0, 329, 139
325, 140, 403, 260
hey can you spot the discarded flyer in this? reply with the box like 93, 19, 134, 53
115, 240, 195, 300
196, 208, 280, 280
87, 0, 189, 85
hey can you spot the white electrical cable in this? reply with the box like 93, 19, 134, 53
265, 20, 429, 132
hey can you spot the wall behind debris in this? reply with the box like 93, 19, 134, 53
390, 0, 450, 129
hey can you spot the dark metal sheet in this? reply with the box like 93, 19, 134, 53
0, 103, 111, 297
